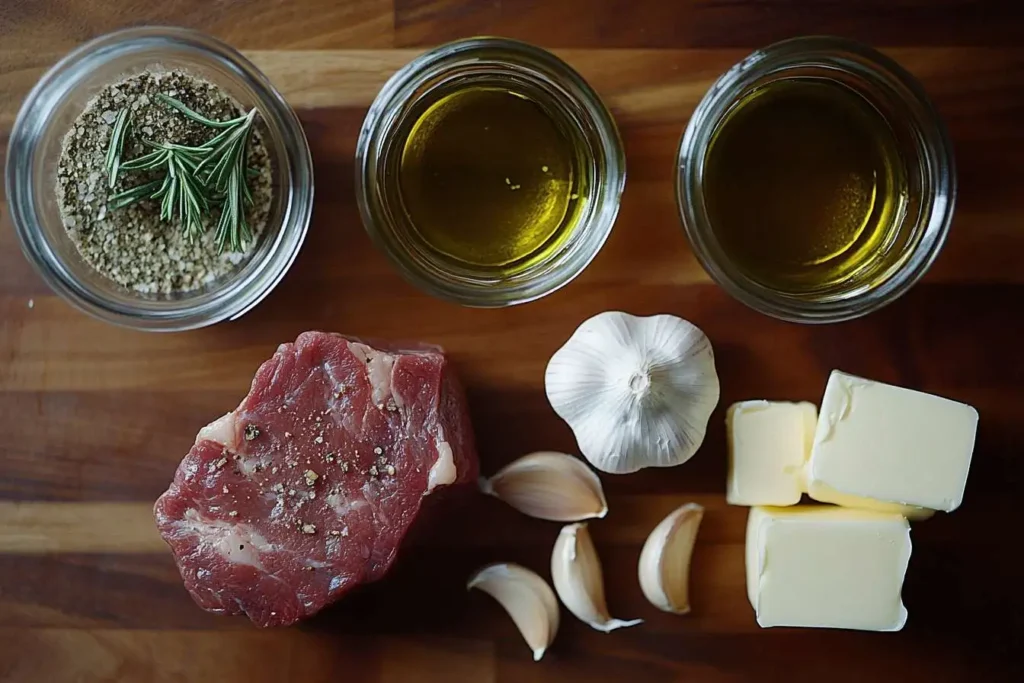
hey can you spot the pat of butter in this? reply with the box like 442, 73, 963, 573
807, 370, 978, 512
746, 506, 911, 631
727, 401, 816, 506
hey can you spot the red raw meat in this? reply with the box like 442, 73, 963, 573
154, 331, 478, 627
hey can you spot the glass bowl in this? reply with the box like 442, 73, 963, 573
5, 26, 314, 331
677, 36, 956, 323
356, 38, 625, 307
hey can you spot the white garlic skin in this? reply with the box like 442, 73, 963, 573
638, 502, 704, 614
481, 451, 608, 522
545, 312, 720, 474
551, 523, 643, 633
467, 562, 560, 661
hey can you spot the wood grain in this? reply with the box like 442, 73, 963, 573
2, 1, 1023, 681
0, 0, 396, 51
392, 0, 1024, 49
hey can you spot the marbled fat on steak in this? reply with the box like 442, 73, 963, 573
154, 331, 478, 627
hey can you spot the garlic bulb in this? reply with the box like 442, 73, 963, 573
467, 563, 559, 661
480, 451, 608, 522
545, 311, 720, 474
551, 523, 643, 632
638, 502, 704, 614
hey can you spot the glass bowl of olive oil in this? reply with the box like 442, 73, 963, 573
357, 38, 624, 307
678, 37, 955, 323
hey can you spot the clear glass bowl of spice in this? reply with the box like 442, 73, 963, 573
6, 26, 313, 331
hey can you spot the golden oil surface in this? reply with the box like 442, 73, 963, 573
703, 78, 907, 293
398, 87, 584, 270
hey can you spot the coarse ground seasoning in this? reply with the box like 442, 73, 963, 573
56, 70, 273, 295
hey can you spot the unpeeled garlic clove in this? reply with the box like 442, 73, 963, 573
638, 502, 704, 614
467, 562, 560, 661
551, 522, 643, 632
480, 451, 608, 522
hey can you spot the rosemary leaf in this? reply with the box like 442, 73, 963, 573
202, 124, 240, 151
153, 174, 172, 200
104, 109, 131, 188
177, 161, 207, 241
215, 167, 252, 253
156, 93, 248, 128
241, 168, 254, 206
215, 173, 242, 252
159, 173, 177, 223
109, 179, 163, 210
120, 147, 169, 172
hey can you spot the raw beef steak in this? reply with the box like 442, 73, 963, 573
154, 331, 478, 627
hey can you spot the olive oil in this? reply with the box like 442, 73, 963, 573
398, 86, 585, 271
703, 78, 907, 293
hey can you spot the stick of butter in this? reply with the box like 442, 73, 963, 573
807, 370, 979, 512
746, 506, 911, 631
727, 401, 816, 506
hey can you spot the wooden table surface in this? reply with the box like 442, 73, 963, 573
1, 1, 1022, 681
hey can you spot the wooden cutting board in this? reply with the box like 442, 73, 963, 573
1, 1, 1022, 681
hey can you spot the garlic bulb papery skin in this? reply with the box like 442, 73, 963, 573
545, 311, 721, 474
638, 502, 704, 614
480, 451, 608, 522
467, 563, 560, 661
551, 523, 643, 633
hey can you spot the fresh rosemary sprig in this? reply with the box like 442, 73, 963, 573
197, 108, 257, 252
105, 95, 259, 252
110, 141, 210, 241
104, 109, 131, 188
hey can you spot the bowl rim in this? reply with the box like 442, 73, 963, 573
5, 25, 314, 331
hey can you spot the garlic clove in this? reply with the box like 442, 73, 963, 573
638, 502, 704, 614
545, 311, 720, 474
467, 562, 560, 661
551, 522, 643, 632
480, 451, 608, 522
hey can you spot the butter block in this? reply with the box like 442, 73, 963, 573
727, 401, 816, 506
746, 506, 911, 631
807, 370, 978, 512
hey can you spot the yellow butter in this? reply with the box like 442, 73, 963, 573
746, 506, 911, 631
726, 401, 816, 506
807, 370, 978, 512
